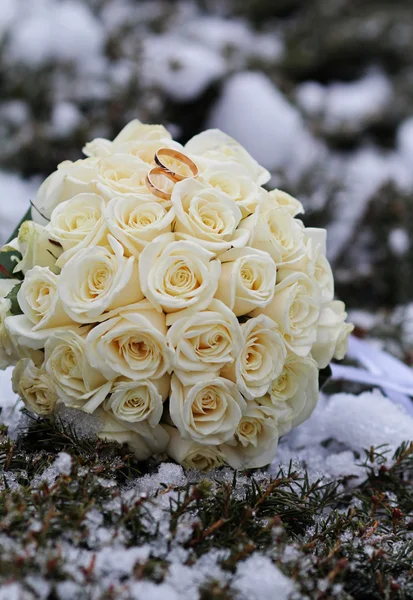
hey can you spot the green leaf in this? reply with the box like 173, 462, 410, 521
318, 364, 332, 390
0, 248, 23, 280
5, 282, 23, 316
7, 207, 32, 245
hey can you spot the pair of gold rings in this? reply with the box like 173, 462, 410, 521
146, 148, 199, 201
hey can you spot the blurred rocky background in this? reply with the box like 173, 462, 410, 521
1, 0, 413, 349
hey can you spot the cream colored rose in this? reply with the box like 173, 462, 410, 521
12, 359, 58, 415
222, 315, 286, 400
311, 301, 354, 369
14, 221, 63, 275
32, 158, 99, 224
83, 120, 172, 158
59, 236, 143, 323
44, 330, 112, 413
172, 178, 249, 254
253, 272, 321, 357
239, 207, 306, 266
262, 189, 304, 217
98, 410, 169, 461
220, 402, 279, 469
139, 233, 221, 316
18, 266, 73, 330
0, 279, 21, 370
5, 267, 79, 351
86, 303, 173, 381
166, 299, 243, 385
165, 425, 226, 471
283, 228, 334, 303
46, 193, 108, 266
185, 129, 270, 186
94, 154, 151, 200
169, 374, 246, 445
215, 247, 276, 317
104, 195, 175, 256
200, 162, 262, 217
104, 375, 170, 427
259, 354, 319, 435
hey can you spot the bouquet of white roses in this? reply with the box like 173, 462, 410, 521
0, 121, 353, 470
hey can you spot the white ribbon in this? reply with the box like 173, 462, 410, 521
330, 335, 413, 416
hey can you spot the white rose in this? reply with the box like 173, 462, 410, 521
262, 189, 304, 217
166, 299, 243, 385
98, 410, 169, 461
32, 158, 99, 224
44, 330, 112, 413
86, 302, 173, 381
165, 425, 226, 471
83, 120, 173, 157
259, 354, 319, 435
172, 178, 249, 254
185, 129, 270, 186
239, 207, 306, 265
12, 359, 58, 415
115, 139, 186, 167
215, 247, 276, 317
104, 195, 175, 256
104, 375, 170, 427
0, 279, 21, 369
18, 266, 73, 330
311, 301, 354, 368
59, 236, 143, 323
169, 374, 246, 445
94, 154, 151, 200
14, 221, 63, 275
221, 315, 286, 400
252, 272, 321, 357
139, 233, 221, 316
200, 162, 262, 217
220, 401, 279, 469
46, 193, 108, 267
282, 228, 334, 303
6, 267, 80, 351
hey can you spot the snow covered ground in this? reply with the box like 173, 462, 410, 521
1, 1, 413, 597
1, 359, 413, 599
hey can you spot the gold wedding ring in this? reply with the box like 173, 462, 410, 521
154, 147, 199, 181
146, 167, 177, 201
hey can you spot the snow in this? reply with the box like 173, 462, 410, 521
397, 116, 413, 163
54, 452, 73, 476
232, 555, 294, 600
51, 102, 82, 137
388, 228, 410, 256
6, 0, 105, 69
142, 35, 226, 101
297, 71, 392, 131
0, 171, 39, 245
291, 390, 413, 456
208, 71, 323, 177
0, 368, 23, 438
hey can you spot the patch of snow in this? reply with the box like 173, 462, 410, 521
208, 71, 323, 178
142, 35, 226, 101
6, 0, 105, 69
298, 71, 392, 131
293, 390, 413, 455
232, 555, 294, 600
51, 102, 82, 137
388, 228, 410, 256
0, 367, 23, 438
347, 310, 380, 331
397, 116, 413, 163
54, 452, 72, 476
0, 171, 39, 245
